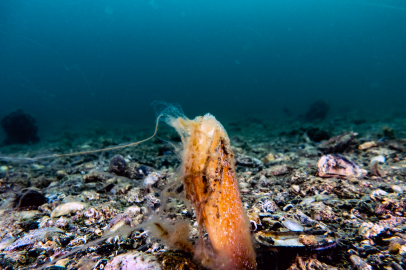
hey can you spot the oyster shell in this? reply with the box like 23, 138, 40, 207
317, 154, 367, 178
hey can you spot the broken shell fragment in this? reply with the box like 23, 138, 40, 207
317, 154, 367, 178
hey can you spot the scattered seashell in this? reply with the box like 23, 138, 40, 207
143, 172, 161, 187
0, 234, 15, 251
104, 251, 161, 270
264, 153, 275, 162
358, 141, 377, 150
255, 230, 336, 250
32, 164, 45, 170
236, 155, 263, 167
371, 155, 385, 164
349, 254, 372, 270
4, 227, 64, 251
125, 206, 141, 216
391, 185, 404, 193
18, 210, 42, 221
51, 202, 87, 218
371, 161, 386, 177
282, 219, 304, 232
318, 132, 357, 154
317, 154, 367, 178
358, 222, 385, 239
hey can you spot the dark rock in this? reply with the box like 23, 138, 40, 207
1, 109, 39, 145
135, 165, 153, 179
125, 164, 153, 180
304, 99, 330, 122
158, 145, 173, 156
13, 188, 47, 209
383, 126, 396, 140
97, 183, 115, 193
318, 132, 357, 154
109, 155, 127, 175
306, 128, 330, 142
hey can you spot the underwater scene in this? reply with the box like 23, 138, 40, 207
1, 0, 406, 269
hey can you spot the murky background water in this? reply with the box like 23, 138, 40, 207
1, 0, 406, 137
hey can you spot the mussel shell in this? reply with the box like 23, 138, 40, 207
255, 230, 336, 252
255, 230, 337, 270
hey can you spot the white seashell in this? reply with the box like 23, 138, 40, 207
105, 251, 161, 270
143, 172, 161, 187
371, 155, 385, 164
51, 202, 87, 218
282, 219, 304, 232
391, 185, 404, 193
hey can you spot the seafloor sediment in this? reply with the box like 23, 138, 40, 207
1, 114, 406, 270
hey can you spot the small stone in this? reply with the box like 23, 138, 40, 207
264, 164, 291, 176
32, 164, 45, 170
56, 170, 68, 179
51, 202, 87, 218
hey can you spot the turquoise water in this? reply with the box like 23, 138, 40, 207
1, 0, 405, 135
